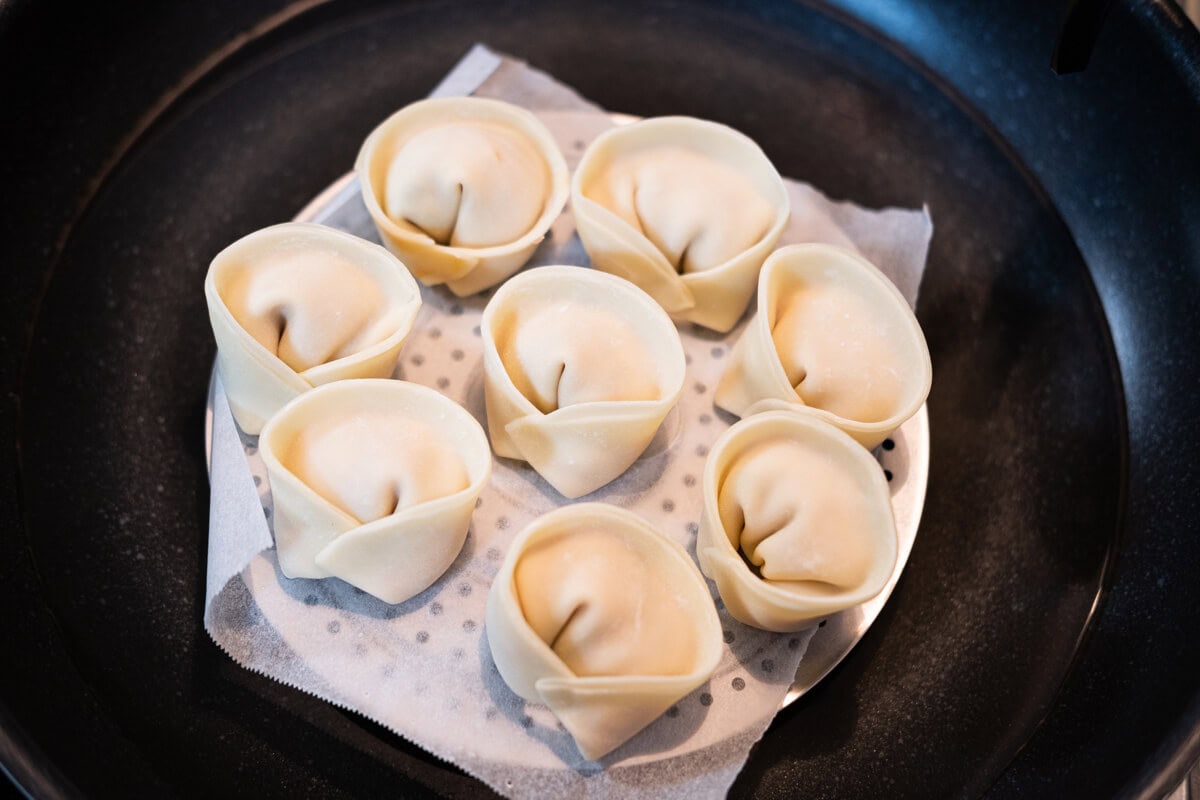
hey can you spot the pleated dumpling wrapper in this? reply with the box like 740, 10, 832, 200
205, 222, 421, 434
486, 503, 723, 761
356, 96, 570, 297
715, 243, 932, 449
481, 265, 686, 498
258, 379, 491, 604
698, 409, 898, 632
571, 116, 789, 332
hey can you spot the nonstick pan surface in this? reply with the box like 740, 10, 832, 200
1, 1, 1197, 798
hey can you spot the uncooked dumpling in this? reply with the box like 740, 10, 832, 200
259, 379, 491, 604
571, 116, 789, 332
357, 96, 569, 296
205, 222, 421, 434
715, 243, 931, 449
486, 504, 722, 760
771, 279, 909, 424
514, 528, 701, 679
585, 146, 776, 274
481, 265, 685, 498
698, 409, 898, 632
382, 122, 547, 249
718, 439, 875, 590
499, 300, 661, 415
284, 414, 469, 523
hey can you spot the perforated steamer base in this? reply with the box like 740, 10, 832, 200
205, 167, 928, 714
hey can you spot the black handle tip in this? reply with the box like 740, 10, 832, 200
1052, 0, 1114, 74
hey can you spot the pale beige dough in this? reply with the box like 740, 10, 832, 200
481, 266, 685, 498
571, 116, 789, 331
698, 410, 898, 631
383, 121, 549, 249
221, 248, 402, 373
718, 438, 875, 592
586, 145, 776, 274
357, 97, 569, 296
258, 380, 491, 604
205, 222, 421, 434
714, 243, 931, 449
485, 504, 722, 761
514, 527, 700, 678
500, 302, 661, 415
771, 280, 909, 424
282, 412, 470, 523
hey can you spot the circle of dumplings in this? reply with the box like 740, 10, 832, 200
215, 108, 926, 773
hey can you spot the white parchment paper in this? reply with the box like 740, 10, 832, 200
204, 44, 933, 799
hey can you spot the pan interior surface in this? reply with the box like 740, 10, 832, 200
11, 0, 1183, 797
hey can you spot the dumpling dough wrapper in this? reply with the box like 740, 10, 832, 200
698, 409, 898, 632
571, 116, 789, 332
205, 222, 421, 434
715, 243, 931, 449
357, 96, 569, 296
486, 503, 723, 760
258, 379, 491, 604
481, 265, 685, 498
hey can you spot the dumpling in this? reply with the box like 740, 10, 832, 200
480, 266, 685, 498
715, 243, 931, 449
486, 503, 722, 760
571, 116, 789, 332
205, 222, 421, 434
356, 97, 569, 296
258, 379, 491, 604
697, 409, 897, 632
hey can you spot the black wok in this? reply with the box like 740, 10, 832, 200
0, 1, 1197, 797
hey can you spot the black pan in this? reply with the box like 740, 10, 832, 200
1, 1, 1197, 797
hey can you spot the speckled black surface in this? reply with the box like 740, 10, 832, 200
0, 1, 1196, 799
